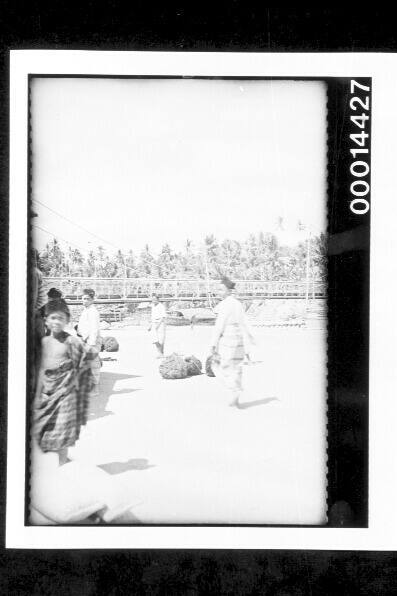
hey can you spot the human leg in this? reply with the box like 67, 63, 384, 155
212, 358, 243, 407
58, 447, 68, 466
89, 354, 101, 397
226, 363, 243, 407
154, 341, 163, 357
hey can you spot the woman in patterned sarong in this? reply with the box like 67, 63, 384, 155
210, 277, 254, 408
34, 300, 95, 465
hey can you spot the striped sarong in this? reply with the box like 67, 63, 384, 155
213, 323, 244, 393
34, 335, 94, 452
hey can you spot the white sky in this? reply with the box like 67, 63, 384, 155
31, 77, 327, 256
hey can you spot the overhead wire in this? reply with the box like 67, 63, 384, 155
32, 224, 88, 254
32, 204, 162, 271
32, 198, 120, 251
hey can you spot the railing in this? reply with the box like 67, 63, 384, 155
42, 277, 326, 300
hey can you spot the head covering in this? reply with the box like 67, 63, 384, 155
221, 276, 236, 290
47, 287, 62, 299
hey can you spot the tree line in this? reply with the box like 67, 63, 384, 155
37, 232, 326, 281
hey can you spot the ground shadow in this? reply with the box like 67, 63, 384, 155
89, 371, 142, 421
242, 360, 264, 366
98, 458, 155, 475
238, 396, 279, 410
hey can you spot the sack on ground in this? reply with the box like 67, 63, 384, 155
184, 355, 202, 376
102, 336, 119, 352
159, 353, 189, 379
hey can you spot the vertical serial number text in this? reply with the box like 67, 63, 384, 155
349, 79, 371, 215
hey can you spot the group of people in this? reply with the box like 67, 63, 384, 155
148, 277, 254, 408
31, 268, 253, 469
32, 270, 102, 466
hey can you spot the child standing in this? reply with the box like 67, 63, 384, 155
34, 300, 94, 465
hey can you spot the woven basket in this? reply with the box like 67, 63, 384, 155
102, 336, 119, 352
184, 355, 202, 376
159, 353, 189, 379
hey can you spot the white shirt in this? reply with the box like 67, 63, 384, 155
151, 302, 166, 323
78, 304, 101, 346
211, 295, 253, 349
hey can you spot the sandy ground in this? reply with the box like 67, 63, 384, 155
69, 324, 327, 525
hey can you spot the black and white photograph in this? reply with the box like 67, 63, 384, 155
28, 75, 329, 526
6, 51, 385, 551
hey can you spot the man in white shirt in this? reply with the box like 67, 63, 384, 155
211, 277, 254, 407
78, 288, 102, 395
148, 293, 166, 357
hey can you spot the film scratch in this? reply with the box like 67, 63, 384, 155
8, 52, 378, 549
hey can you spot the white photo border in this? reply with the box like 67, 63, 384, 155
7, 50, 396, 550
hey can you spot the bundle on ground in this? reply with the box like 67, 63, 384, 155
101, 336, 119, 352
159, 353, 189, 379
184, 355, 202, 376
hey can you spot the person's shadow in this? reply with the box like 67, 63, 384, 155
98, 458, 155, 475
89, 371, 142, 421
237, 397, 279, 410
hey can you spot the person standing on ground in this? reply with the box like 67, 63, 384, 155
77, 288, 102, 396
210, 277, 254, 408
148, 293, 166, 357
34, 299, 94, 465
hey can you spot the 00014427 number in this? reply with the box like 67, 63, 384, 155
349, 79, 371, 215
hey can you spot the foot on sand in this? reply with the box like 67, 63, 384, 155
229, 399, 240, 408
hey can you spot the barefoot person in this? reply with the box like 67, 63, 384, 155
210, 277, 254, 407
34, 299, 95, 465
148, 293, 166, 357
77, 288, 102, 397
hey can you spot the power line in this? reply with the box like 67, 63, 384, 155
32, 198, 121, 252
32, 224, 87, 254
33, 199, 178, 269
33, 201, 169, 271
33, 223, 162, 272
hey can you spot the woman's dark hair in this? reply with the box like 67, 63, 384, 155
82, 288, 95, 299
47, 287, 62, 299
45, 298, 70, 319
